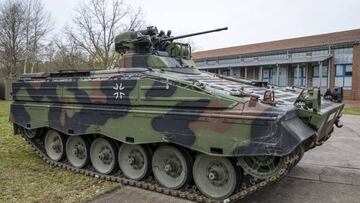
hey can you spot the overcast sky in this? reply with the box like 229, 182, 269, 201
44, 0, 360, 51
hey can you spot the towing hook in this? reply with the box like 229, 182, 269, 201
334, 117, 343, 128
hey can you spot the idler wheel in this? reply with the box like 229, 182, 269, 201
44, 130, 66, 161
118, 144, 151, 180
152, 146, 192, 189
193, 155, 239, 200
90, 138, 117, 174
66, 136, 90, 168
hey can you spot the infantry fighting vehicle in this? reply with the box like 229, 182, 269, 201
10, 26, 344, 202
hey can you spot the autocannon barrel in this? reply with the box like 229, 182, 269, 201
160, 27, 228, 42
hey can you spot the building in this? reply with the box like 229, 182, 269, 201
193, 29, 360, 100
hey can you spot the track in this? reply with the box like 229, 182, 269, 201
19, 130, 302, 203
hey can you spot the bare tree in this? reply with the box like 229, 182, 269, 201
23, 0, 32, 74
51, 36, 89, 71
66, 0, 144, 69
43, 41, 56, 64
23, 0, 51, 73
0, 0, 51, 78
0, 0, 25, 78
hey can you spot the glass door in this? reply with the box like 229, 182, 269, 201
270, 68, 277, 85
294, 66, 306, 87
262, 68, 271, 83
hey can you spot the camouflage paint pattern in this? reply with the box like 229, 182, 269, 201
10, 26, 344, 158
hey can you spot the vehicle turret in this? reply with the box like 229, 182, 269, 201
114, 26, 227, 70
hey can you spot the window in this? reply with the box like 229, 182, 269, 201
313, 67, 319, 77
345, 65, 352, 76
196, 61, 205, 67
262, 68, 277, 85
322, 67, 328, 77
312, 50, 329, 56
207, 60, 218, 65
221, 70, 230, 76
334, 48, 353, 55
219, 59, 236, 65
312, 65, 328, 87
232, 68, 241, 77
336, 65, 343, 75
335, 64, 352, 90
292, 52, 306, 58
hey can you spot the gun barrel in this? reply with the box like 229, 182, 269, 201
160, 27, 228, 42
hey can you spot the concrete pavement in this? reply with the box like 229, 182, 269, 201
90, 115, 360, 203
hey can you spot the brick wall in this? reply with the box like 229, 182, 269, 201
329, 56, 335, 89
352, 45, 360, 100
288, 65, 294, 86
247, 68, 255, 79
254, 67, 260, 80
306, 63, 313, 88
344, 90, 352, 99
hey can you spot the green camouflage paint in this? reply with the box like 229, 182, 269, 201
11, 26, 344, 158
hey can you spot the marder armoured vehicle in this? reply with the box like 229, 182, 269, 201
10, 26, 345, 202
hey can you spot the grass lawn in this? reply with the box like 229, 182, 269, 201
0, 100, 119, 203
343, 107, 360, 116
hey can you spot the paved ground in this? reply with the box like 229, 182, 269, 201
90, 115, 360, 203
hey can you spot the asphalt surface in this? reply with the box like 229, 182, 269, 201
90, 115, 360, 203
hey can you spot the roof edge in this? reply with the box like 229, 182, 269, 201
193, 28, 360, 60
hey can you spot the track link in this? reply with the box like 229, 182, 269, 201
20, 132, 301, 203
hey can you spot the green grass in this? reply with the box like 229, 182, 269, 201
343, 107, 360, 115
0, 101, 119, 203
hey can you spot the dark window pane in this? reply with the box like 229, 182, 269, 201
336, 65, 343, 76
313, 66, 319, 77
322, 66, 328, 77
345, 65, 352, 76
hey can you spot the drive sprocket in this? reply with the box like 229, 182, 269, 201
237, 156, 286, 180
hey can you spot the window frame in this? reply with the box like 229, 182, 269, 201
335, 64, 352, 90
312, 65, 328, 77
312, 64, 328, 87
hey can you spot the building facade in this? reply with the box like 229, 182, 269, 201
193, 29, 360, 100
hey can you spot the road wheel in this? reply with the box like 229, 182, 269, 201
193, 154, 239, 200
66, 136, 90, 168
44, 130, 66, 161
152, 146, 192, 189
118, 144, 151, 180
90, 138, 117, 174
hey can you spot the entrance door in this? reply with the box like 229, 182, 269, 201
278, 67, 288, 86
262, 68, 271, 83
270, 68, 277, 85
293, 66, 306, 87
